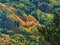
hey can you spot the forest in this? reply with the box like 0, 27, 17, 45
0, 0, 60, 45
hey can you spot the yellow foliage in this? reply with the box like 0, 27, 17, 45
0, 3, 42, 29
18, 42, 25, 45
25, 28, 31, 32
50, 0, 58, 2
19, 3, 25, 7
0, 34, 17, 45
6, 7, 16, 13
22, 13, 28, 21
41, 15, 45, 18
26, 15, 40, 27
0, 3, 16, 14
27, 15, 38, 23
46, 13, 54, 18
2, 34, 9, 37
8, 13, 40, 28
0, 3, 6, 8
6, 8, 14, 13
8, 14, 26, 26
36, 10, 41, 15
26, 21, 33, 27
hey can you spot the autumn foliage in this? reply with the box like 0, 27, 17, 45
0, 0, 60, 45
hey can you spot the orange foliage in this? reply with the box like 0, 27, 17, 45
0, 34, 17, 45
8, 14, 40, 28
0, 3, 6, 8
18, 42, 25, 45
0, 3, 16, 13
27, 15, 38, 23
26, 15, 40, 27
0, 3, 41, 28
6, 7, 16, 13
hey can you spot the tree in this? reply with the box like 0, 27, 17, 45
53, 9, 60, 28
39, 2, 53, 13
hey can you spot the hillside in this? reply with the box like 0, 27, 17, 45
0, 0, 60, 45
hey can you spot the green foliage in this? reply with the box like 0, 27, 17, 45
0, 0, 60, 45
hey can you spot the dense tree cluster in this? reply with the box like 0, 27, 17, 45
0, 0, 60, 45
